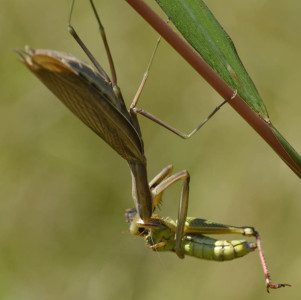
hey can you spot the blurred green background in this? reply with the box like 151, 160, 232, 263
1, 0, 300, 299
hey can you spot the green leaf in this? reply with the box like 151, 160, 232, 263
155, 0, 269, 121
155, 0, 301, 175
271, 125, 301, 176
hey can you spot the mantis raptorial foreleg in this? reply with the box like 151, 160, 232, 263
129, 165, 190, 259
149, 167, 190, 259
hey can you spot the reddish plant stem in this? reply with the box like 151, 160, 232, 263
125, 0, 301, 177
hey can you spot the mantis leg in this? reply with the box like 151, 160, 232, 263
149, 169, 190, 259
148, 165, 173, 208
131, 165, 190, 258
87, 0, 117, 85
67, 0, 112, 83
133, 90, 237, 139
128, 165, 174, 235
130, 36, 162, 109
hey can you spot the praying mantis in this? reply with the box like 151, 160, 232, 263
16, 0, 232, 258
16, 0, 290, 292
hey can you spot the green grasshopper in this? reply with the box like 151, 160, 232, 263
126, 209, 257, 261
126, 165, 291, 292
16, 0, 233, 258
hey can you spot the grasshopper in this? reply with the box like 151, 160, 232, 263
126, 165, 291, 292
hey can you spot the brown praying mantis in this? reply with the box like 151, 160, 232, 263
125, 165, 291, 292
16, 0, 290, 291
16, 0, 233, 258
